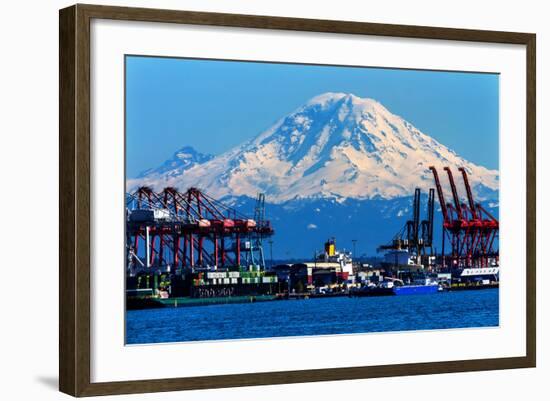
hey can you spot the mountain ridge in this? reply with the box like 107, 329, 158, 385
128, 92, 499, 203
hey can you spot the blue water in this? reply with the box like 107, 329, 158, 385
126, 289, 499, 344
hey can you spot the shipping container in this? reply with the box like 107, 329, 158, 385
207, 272, 227, 279
129, 208, 171, 222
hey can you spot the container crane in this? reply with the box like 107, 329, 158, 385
126, 187, 274, 272
430, 166, 499, 269
378, 187, 435, 268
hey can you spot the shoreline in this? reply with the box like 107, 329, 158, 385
126, 294, 278, 310
127, 284, 499, 310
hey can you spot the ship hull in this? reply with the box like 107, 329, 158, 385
352, 284, 439, 297
353, 287, 395, 297
393, 284, 439, 295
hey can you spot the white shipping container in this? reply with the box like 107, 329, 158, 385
129, 209, 170, 222
223, 278, 230, 284
231, 278, 238, 284
153, 209, 171, 220
228, 272, 240, 278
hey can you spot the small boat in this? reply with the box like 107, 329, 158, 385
352, 276, 440, 297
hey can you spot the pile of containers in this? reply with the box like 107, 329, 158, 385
191, 269, 278, 286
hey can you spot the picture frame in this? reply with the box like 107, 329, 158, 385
59, 3, 536, 397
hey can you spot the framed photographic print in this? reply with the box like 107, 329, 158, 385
59, 4, 536, 397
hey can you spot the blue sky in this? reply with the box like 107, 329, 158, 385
126, 56, 499, 178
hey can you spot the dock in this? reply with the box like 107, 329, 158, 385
127, 294, 277, 310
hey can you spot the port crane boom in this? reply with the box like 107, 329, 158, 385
444, 166, 463, 220
458, 167, 478, 219
429, 166, 449, 224
421, 188, 435, 252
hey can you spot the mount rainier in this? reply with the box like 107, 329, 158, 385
128, 92, 499, 258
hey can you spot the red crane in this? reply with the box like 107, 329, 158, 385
430, 166, 499, 269
458, 167, 499, 267
429, 166, 449, 224
126, 187, 273, 271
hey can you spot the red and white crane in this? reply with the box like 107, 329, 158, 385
126, 186, 273, 271
430, 166, 499, 268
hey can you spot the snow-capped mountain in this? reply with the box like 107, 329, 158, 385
128, 92, 498, 203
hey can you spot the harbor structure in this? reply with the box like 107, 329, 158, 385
371, 167, 500, 294
125, 167, 499, 305
126, 186, 273, 272
429, 166, 499, 269
269, 239, 355, 292
377, 187, 436, 270
126, 187, 278, 298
